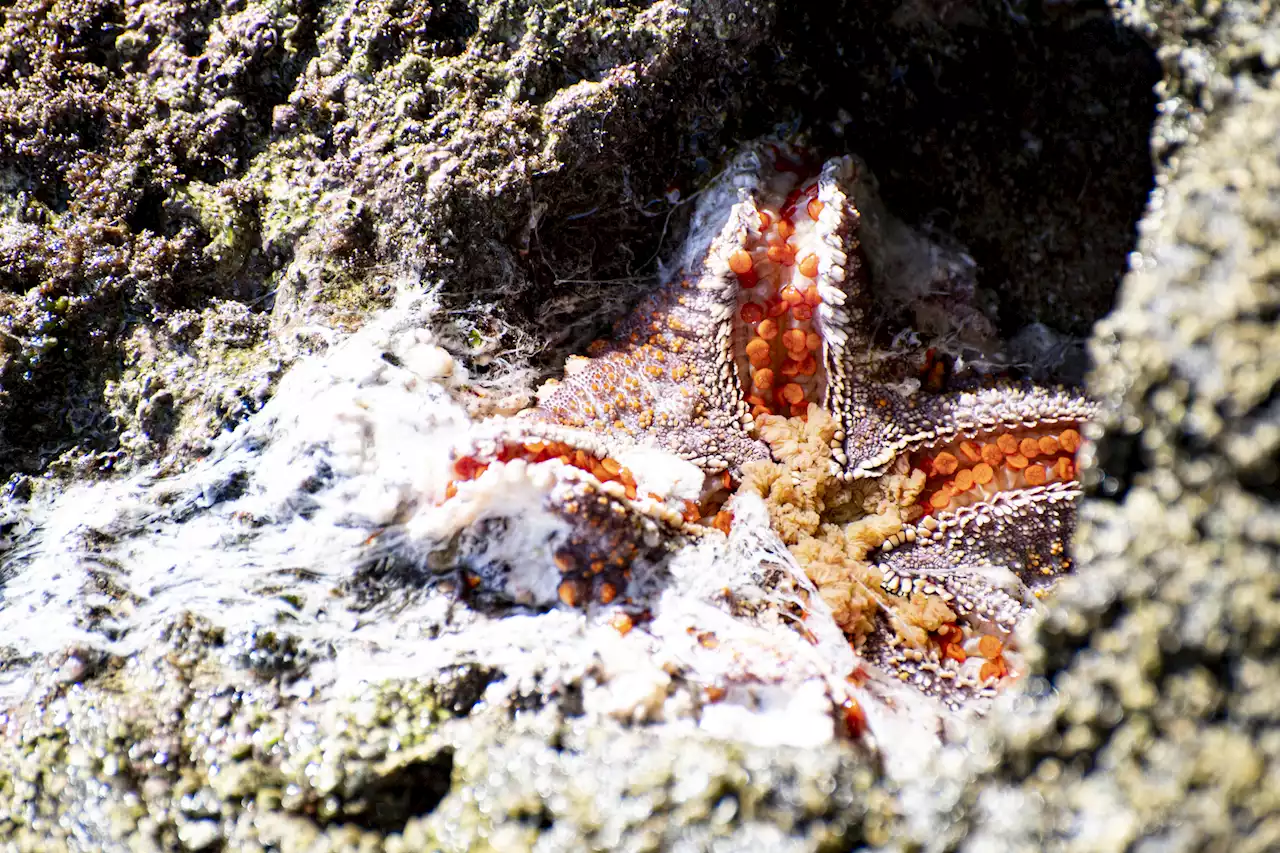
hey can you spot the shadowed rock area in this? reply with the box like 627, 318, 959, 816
0, 0, 1273, 850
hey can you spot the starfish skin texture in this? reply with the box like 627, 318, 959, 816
442, 140, 1097, 711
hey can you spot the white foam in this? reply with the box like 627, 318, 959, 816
0, 286, 861, 750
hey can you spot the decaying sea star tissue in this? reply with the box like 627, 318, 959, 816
405, 137, 1096, 745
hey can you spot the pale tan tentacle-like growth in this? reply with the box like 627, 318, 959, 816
743, 405, 950, 650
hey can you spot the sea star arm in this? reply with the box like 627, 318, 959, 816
520, 146, 774, 475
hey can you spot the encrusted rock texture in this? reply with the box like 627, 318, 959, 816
0, 0, 1274, 850
941, 2, 1280, 850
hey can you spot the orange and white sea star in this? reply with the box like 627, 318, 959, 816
438, 140, 1097, 713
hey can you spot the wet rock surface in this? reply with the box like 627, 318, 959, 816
0, 0, 1273, 850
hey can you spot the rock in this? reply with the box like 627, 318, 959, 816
917, 3, 1280, 851
1, 0, 1274, 851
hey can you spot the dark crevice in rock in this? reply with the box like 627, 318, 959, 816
514, 803, 556, 831
759, 0, 1159, 339
365, 0, 478, 70
1090, 428, 1147, 501
230, 629, 314, 680
1037, 593, 1128, 680
338, 748, 455, 832
435, 664, 503, 717
512, 0, 1158, 393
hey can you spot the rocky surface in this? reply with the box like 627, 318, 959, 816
0, 0, 1274, 851
931, 2, 1280, 850
0, 0, 1155, 478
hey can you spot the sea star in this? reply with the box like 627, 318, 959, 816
439, 140, 1096, 712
